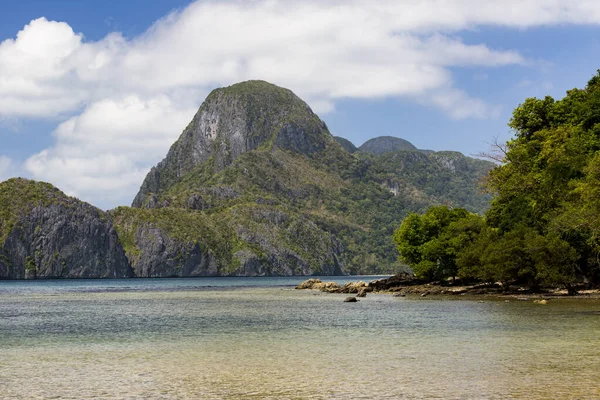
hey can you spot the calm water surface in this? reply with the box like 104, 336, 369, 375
1, 277, 599, 399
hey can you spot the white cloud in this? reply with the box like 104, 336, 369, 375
427, 87, 502, 120
0, 0, 597, 206
24, 94, 198, 208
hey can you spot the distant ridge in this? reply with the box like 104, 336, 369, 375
334, 136, 358, 153
359, 136, 418, 154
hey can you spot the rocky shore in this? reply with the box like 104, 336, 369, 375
296, 274, 600, 300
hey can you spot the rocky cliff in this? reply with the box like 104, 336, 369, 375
122, 81, 494, 276
110, 205, 343, 277
0, 179, 131, 279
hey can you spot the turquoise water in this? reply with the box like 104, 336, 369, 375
1, 277, 599, 399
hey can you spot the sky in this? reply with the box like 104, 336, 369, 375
1, 0, 600, 209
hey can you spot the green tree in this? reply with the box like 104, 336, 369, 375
471, 70, 600, 288
393, 206, 483, 281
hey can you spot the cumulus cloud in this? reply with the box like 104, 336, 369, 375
0, 0, 598, 206
24, 94, 198, 207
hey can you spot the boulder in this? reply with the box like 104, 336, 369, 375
296, 278, 323, 289
343, 296, 358, 302
369, 272, 417, 291
295, 279, 340, 292
339, 281, 368, 293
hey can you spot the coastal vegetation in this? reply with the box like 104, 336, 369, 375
394, 71, 600, 291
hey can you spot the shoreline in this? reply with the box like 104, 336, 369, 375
296, 278, 600, 300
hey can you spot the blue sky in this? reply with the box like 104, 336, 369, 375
1, 0, 600, 209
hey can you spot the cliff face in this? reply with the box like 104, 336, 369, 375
109, 203, 343, 278
0, 179, 131, 279
133, 80, 334, 208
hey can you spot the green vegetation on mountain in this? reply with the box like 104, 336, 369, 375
0, 81, 494, 278
394, 70, 600, 290
139, 143, 493, 274
334, 136, 358, 153
127, 79, 493, 275
132, 80, 334, 207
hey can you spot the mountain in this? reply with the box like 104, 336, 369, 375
359, 136, 418, 154
133, 80, 335, 208
0, 178, 131, 279
124, 80, 347, 277
0, 81, 494, 279
124, 81, 493, 276
334, 136, 358, 153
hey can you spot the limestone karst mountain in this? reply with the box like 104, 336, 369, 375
123, 80, 493, 276
0, 81, 494, 278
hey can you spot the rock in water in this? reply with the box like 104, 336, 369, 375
344, 296, 358, 302
296, 278, 323, 289
0, 179, 131, 279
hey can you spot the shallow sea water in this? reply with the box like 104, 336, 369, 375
1, 277, 599, 399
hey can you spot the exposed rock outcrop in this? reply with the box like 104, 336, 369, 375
368, 272, 418, 291
110, 204, 344, 277
1, 80, 495, 279
0, 179, 131, 279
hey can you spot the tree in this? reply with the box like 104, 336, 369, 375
393, 206, 483, 281
394, 70, 600, 290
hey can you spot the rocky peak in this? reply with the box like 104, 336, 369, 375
132, 80, 334, 207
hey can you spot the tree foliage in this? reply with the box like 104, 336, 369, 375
394, 70, 600, 289
393, 206, 484, 281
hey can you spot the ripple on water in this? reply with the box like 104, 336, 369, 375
0, 281, 599, 399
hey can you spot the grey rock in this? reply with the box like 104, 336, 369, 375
344, 296, 358, 302
129, 225, 218, 277
186, 194, 208, 210
0, 200, 131, 279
